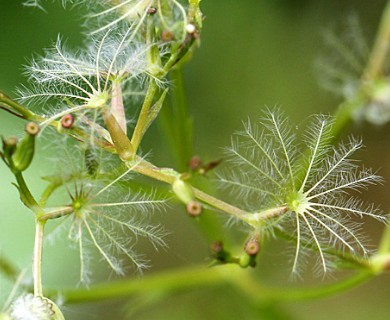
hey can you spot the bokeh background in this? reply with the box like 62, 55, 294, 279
1, 1, 390, 319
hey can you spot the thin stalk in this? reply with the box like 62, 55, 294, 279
362, 0, 390, 80
39, 181, 62, 207
14, 172, 40, 213
132, 159, 249, 220
33, 220, 46, 297
372, 217, 390, 272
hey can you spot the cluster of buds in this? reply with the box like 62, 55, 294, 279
1, 122, 39, 173
209, 236, 260, 268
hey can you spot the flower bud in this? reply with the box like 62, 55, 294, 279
188, 155, 202, 171
60, 114, 74, 129
238, 252, 252, 268
244, 239, 260, 256
186, 200, 202, 217
147, 7, 157, 15
209, 241, 232, 264
11, 122, 39, 172
172, 178, 194, 204
239, 237, 260, 268
161, 30, 174, 42
2, 136, 18, 158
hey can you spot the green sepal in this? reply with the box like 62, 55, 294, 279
172, 178, 194, 204
11, 133, 36, 172
238, 252, 257, 268
143, 88, 169, 136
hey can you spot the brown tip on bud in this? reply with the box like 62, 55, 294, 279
210, 241, 224, 254
204, 159, 222, 172
25, 122, 40, 136
188, 155, 202, 171
161, 30, 175, 42
147, 7, 157, 15
383, 257, 390, 271
3, 136, 18, 147
61, 114, 74, 129
186, 200, 202, 217
245, 240, 260, 256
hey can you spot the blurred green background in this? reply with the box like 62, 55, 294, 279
1, 1, 390, 319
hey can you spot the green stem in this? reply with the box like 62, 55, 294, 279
14, 172, 40, 214
362, 0, 390, 80
49, 264, 373, 304
33, 220, 46, 297
132, 159, 249, 220
330, 0, 390, 139
159, 67, 193, 170
131, 81, 158, 153
378, 222, 390, 255
0, 92, 35, 119
330, 93, 368, 141
39, 182, 62, 207
131, 158, 378, 268
234, 269, 373, 303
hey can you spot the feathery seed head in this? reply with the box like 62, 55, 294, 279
10, 294, 64, 320
220, 110, 385, 274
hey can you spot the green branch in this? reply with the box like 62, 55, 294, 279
49, 264, 375, 305
362, 0, 390, 80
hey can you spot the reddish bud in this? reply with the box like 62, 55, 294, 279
186, 200, 202, 217
244, 239, 260, 256
147, 7, 157, 15
161, 30, 174, 42
210, 241, 224, 254
188, 155, 202, 171
61, 114, 74, 129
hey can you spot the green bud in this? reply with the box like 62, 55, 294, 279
238, 252, 252, 268
2, 136, 18, 159
11, 122, 39, 172
172, 178, 194, 204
